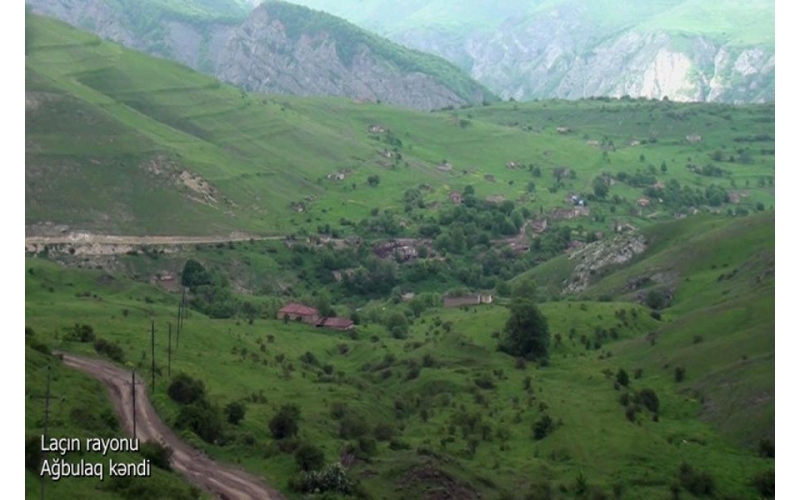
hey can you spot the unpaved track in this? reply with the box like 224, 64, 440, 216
58, 352, 286, 500
25, 234, 284, 246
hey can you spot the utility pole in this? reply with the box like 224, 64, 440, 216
40, 365, 51, 500
150, 321, 155, 393
131, 370, 137, 439
168, 322, 172, 378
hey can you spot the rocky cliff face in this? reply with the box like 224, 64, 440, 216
215, 6, 482, 110
26, 0, 490, 111
392, 8, 774, 103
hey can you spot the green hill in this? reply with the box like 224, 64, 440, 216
24, 207, 775, 499
26, 14, 774, 239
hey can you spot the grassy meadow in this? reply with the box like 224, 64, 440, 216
25, 210, 775, 500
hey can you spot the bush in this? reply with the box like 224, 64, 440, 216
270, 404, 300, 440
168, 373, 206, 405
637, 388, 660, 413
389, 438, 411, 450
294, 442, 325, 471
93, 338, 125, 362
225, 401, 246, 425
674, 367, 686, 383
752, 469, 775, 497
533, 414, 554, 440
339, 413, 368, 440
625, 404, 637, 422
139, 441, 173, 471
174, 399, 224, 444
615, 369, 629, 387
678, 462, 715, 496
374, 423, 395, 441
65, 323, 95, 342
288, 463, 355, 495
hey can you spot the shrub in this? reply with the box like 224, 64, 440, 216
93, 338, 125, 362
65, 323, 95, 342
752, 469, 775, 497
633, 368, 643, 379
625, 404, 637, 422
339, 413, 368, 440
637, 388, 660, 413
288, 463, 355, 495
294, 442, 325, 471
615, 369, 629, 387
389, 438, 411, 450
678, 462, 715, 496
139, 441, 173, 471
374, 423, 395, 441
269, 404, 300, 440
674, 367, 686, 383
533, 414, 554, 440
168, 373, 206, 405
174, 399, 224, 444
225, 401, 246, 425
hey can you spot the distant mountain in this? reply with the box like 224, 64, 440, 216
24, 0, 494, 110
284, 0, 775, 103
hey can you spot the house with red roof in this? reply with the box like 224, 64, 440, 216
277, 303, 320, 325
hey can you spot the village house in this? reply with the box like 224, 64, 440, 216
316, 317, 355, 331
368, 124, 386, 134
277, 303, 320, 325
449, 192, 463, 204
637, 197, 651, 207
556, 126, 570, 134
443, 294, 493, 308
686, 134, 702, 143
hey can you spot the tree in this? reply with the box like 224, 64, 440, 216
225, 401, 246, 425
593, 177, 609, 199
661, 160, 668, 173
295, 442, 325, 471
367, 175, 380, 187
270, 404, 300, 439
500, 297, 550, 361
181, 259, 211, 288
168, 373, 206, 405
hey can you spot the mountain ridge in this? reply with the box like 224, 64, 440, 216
25, 0, 495, 111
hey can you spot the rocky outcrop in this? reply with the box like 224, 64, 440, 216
563, 234, 648, 294
26, 0, 491, 111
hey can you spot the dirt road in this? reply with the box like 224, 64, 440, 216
58, 352, 286, 500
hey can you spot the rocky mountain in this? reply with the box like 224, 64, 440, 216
285, 0, 776, 103
24, 0, 493, 110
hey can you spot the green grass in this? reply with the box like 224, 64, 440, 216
24, 345, 208, 499
25, 207, 775, 500
26, 14, 774, 238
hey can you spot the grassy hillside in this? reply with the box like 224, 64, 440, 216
24, 207, 775, 499
26, 13, 774, 239
24, 344, 207, 499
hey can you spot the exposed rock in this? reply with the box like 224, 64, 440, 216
563, 234, 647, 294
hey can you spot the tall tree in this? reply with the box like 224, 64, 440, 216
500, 283, 550, 361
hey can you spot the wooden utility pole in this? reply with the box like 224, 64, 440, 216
131, 370, 137, 439
168, 322, 172, 377
150, 321, 155, 392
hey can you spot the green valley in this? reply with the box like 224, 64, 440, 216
24, 10, 775, 500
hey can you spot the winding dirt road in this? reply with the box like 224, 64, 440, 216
58, 352, 286, 500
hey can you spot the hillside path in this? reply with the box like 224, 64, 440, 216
57, 352, 286, 500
